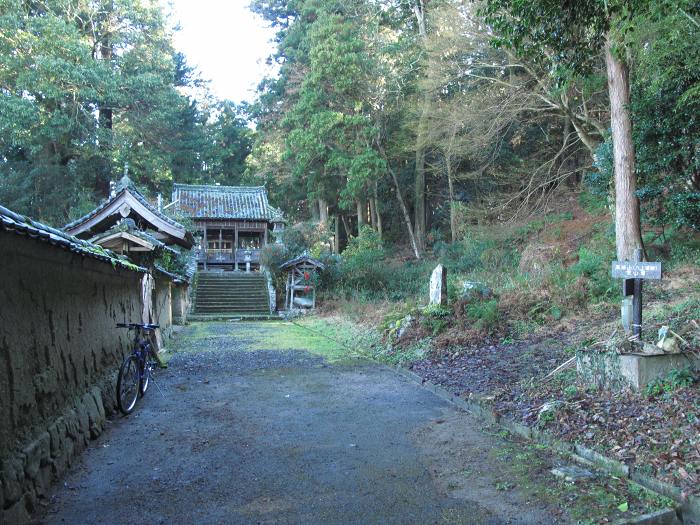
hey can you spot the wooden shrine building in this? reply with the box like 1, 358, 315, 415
172, 184, 285, 271
280, 253, 325, 310
64, 176, 194, 252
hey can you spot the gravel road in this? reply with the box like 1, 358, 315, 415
38, 322, 563, 525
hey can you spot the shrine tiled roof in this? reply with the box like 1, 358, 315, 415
63, 177, 186, 233
280, 252, 326, 271
172, 184, 285, 222
0, 204, 146, 273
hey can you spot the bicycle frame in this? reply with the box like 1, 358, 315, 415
116, 323, 160, 414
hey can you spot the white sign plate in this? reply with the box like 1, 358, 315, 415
611, 261, 662, 280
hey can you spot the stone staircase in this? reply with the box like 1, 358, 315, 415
192, 272, 272, 319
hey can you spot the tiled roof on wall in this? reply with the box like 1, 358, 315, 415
172, 184, 285, 222
0, 204, 146, 273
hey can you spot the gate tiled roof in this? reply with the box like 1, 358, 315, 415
172, 184, 284, 222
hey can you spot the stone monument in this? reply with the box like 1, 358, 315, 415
429, 264, 447, 305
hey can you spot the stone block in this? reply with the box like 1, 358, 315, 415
47, 417, 66, 458
34, 461, 53, 498
91, 386, 106, 422
577, 351, 700, 391
22, 432, 50, 481
1, 457, 25, 505
429, 264, 447, 305
64, 410, 79, 440
2, 496, 30, 525
619, 353, 699, 390
76, 399, 90, 437
52, 437, 74, 477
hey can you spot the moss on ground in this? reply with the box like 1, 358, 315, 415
172, 320, 367, 362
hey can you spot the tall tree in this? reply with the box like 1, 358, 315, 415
481, 0, 646, 260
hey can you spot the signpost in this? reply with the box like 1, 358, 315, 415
611, 248, 663, 338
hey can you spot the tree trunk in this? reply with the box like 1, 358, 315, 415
334, 214, 340, 253
373, 180, 383, 237
377, 143, 421, 259
357, 199, 366, 230
318, 198, 328, 227
97, 32, 113, 198
604, 37, 643, 261
310, 199, 319, 221
341, 215, 352, 240
412, 0, 429, 254
446, 154, 458, 244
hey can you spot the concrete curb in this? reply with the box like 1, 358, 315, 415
391, 365, 694, 525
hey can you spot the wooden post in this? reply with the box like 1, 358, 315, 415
234, 223, 239, 271
632, 248, 643, 338
203, 224, 208, 271
334, 216, 340, 253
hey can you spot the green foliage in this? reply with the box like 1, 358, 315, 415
645, 367, 696, 397
570, 246, 617, 301
0, 1, 254, 225
466, 299, 499, 328
338, 226, 386, 291
435, 235, 519, 274
155, 250, 189, 277
631, 5, 700, 232
420, 303, 452, 335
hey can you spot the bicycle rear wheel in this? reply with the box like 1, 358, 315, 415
139, 346, 157, 397
117, 355, 140, 414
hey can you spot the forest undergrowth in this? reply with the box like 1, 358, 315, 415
299, 189, 700, 498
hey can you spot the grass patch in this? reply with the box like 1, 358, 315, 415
172, 321, 366, 362
488, 437, 676, 523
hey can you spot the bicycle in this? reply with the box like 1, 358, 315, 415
115, 323, 160, 415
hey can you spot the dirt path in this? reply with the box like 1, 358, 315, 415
39, 322, 565, 525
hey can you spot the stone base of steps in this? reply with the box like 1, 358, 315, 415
188, 313, 280, 322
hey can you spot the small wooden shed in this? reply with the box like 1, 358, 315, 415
280, 253, 325, 310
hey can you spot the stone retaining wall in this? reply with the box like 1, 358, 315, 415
0, 233, 144, 524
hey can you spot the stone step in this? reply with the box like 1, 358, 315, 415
197, 283, 266, 288
198, 273, 267, 281
195, 302, 270, 308
188, 313, 279, 321
194, 308, 270, 314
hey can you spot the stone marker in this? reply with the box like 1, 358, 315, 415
429, 264, 447, 305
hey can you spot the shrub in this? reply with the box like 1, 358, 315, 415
570, 246, 616, 301
645, 367, 696, 397
338, 226, 387, 291
466, 298, 499, 329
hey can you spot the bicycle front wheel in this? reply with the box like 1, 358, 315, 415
139, 346, 157, 397
117, 355, 140, 415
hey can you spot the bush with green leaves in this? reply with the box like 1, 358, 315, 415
645, 367, 696, 397
466, 298, 499, 329
434, 235, 518, 274
337, 226, 387, 291
569, 246, 616, 301
420, 303, 452, 335
631, 6, 700, 233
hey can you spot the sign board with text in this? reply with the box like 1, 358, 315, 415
611, 261, 662, 280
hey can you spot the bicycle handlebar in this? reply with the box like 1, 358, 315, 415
116, 323, 160, 330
